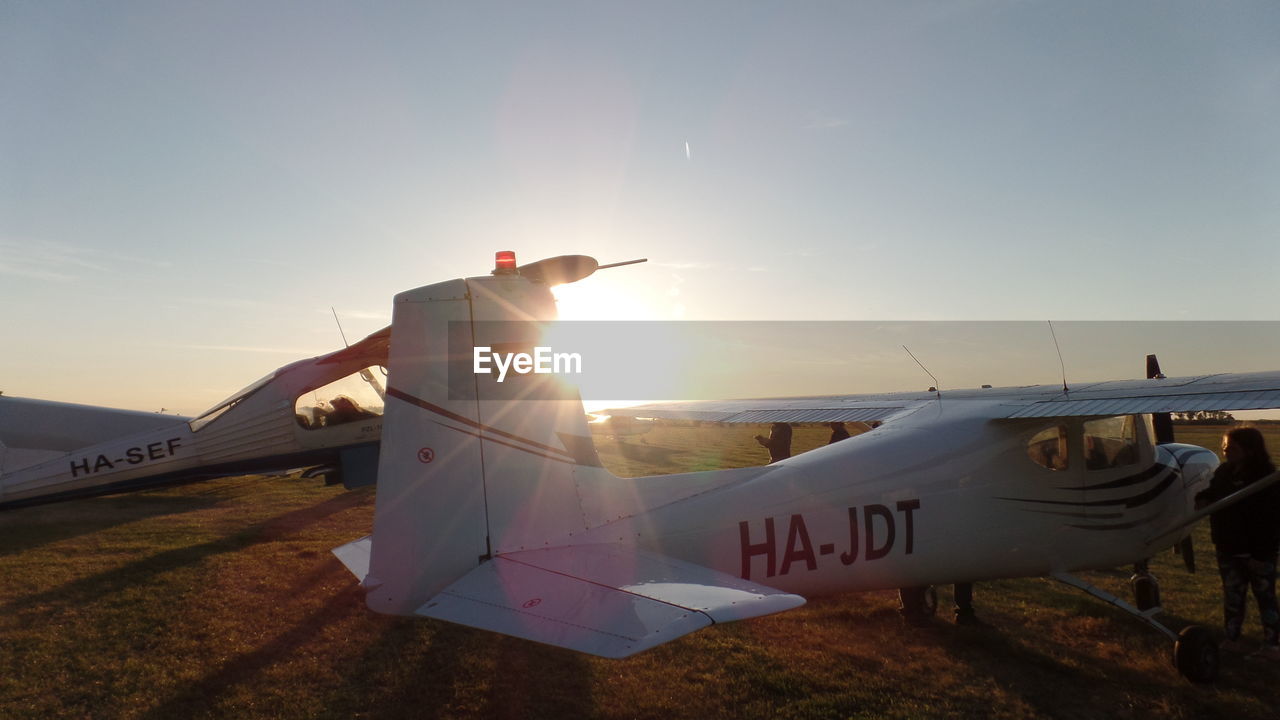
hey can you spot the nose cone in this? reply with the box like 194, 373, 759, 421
1159, 443, 1219, 492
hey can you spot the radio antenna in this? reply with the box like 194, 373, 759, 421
903, 345, 941, 398
1048, 320, 1068, 393
597, 258, 648, 271
331, 307, 350, 347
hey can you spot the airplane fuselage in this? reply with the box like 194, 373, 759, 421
574, 403, 1216, 598
323, 256, 1269, 671
0, 328, 390, 509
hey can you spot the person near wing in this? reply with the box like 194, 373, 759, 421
1195, 427, 1280, 659
754, 422, 792, 464
827, 422, 851, 444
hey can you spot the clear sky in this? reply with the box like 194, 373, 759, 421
2, 1, 1278, 415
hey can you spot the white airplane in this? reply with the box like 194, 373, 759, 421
0, 326, 391, 509
0, 255, 645, 509
328, 252, 1280, 684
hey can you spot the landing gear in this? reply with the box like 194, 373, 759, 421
1129, 562, 1161, 611
1053, 572, 1217, 683
1173, 626, 1219, 683
301, 464, 343, 486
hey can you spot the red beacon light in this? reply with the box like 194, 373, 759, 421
493, 250, 518, 275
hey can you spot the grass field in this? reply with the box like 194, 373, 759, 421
2, 423, 1278, 719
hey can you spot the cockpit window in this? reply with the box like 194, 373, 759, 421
1027, 425, 1068, 471
295, 366, 386, 430
1083, 415, 1138, 470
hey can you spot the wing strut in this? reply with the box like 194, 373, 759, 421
1051, 572, 1174, 640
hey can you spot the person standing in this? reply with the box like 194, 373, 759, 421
754, 422, 793, 464
1195, 427, 1280, 659
828, 422, 851, 444
898, 583, 984, 627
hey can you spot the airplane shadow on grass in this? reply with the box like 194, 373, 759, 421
319, 621, 595, 720
0, 490, 368, 616
136, 558, 367, 720
780, 589, 1276, 720
43, 488, 594, 720
0, 490, 226, 556
2, 484, 594, 720
925, 607, 1275, 720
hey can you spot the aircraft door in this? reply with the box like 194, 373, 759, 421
1082, 415, 1141, 474
1080, 415, 1145, 505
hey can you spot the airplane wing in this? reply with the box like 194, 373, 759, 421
317, 325, 390, 366
414, 544, 805, 658
997, 371, 1280, 418
603, 398, 918, 424
0, 396, 190, 473
0, 396, 189, 451
607, 371, 1280, 424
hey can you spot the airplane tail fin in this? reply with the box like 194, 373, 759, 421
338, 258, 806, 654
359, 267, 607, 615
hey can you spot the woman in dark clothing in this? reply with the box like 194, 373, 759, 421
1195, 427, 1280, 659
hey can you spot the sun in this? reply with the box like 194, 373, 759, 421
545, 278, 694, 411
550, 278, 664, 321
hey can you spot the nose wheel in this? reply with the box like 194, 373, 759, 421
1173, 626, 1219, 683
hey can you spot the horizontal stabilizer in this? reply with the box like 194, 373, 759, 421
332, 535, 375, 587
415, 544, 804, 658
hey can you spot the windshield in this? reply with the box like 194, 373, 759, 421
188, 371, 276, 433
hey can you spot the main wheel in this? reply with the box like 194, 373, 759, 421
1173, 625, 1218, 683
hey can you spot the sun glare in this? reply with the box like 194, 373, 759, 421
551, 280, 663, 321
543, 280, 700, 405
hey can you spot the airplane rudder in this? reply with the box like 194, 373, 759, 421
363, 270, 604, 613
364, 278, 490, 614
465, 275, 602, 552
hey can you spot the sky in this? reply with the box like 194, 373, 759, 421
2, 1, 1279, 415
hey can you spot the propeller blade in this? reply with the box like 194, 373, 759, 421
1146, 354, 1165, 380
1152, 412, 1175, 445
1146, 354, 1176, 444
